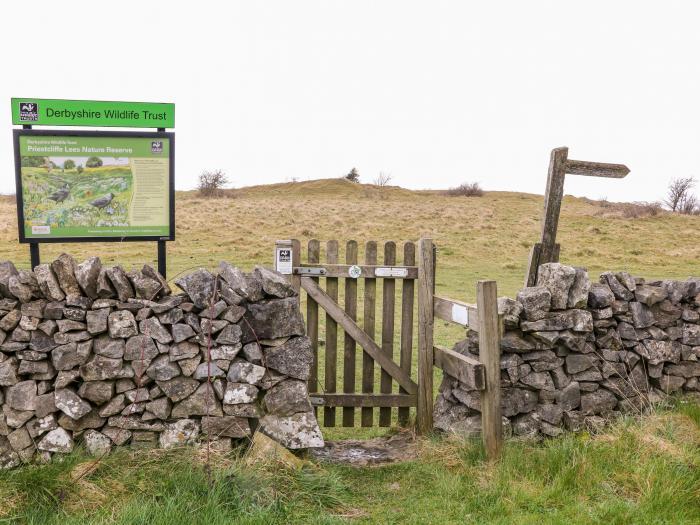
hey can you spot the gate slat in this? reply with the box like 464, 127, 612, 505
398, 241, 416, 426
380, 241, 396, 426
324, 240, 339, 427
342, 240, 358, 427
361, 241, 377, 427
307, 240, 320, 402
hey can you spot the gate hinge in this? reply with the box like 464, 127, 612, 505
294, 267, 327, 276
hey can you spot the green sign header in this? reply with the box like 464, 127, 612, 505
11, 98, 175, 128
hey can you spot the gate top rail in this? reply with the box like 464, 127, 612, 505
295, 263, 418, 279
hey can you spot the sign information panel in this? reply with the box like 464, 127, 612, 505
11, 98, 175, 128
14, 130, 174, 242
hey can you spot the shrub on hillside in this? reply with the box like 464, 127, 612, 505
665, 176, 696, 213
345, 168, 360, 183
446, 182, 484, 197
198, 169, 230, 197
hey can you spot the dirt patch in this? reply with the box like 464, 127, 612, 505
309, 431, 418, 466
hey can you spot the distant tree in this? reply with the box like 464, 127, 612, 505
63, 159, 75, 170
20, 156, 46, 168
373, 172, 392, 186
198, 169, 230, 197
345, 168, 360, 183
76, 165, 84, 174
665, 176, 696, 212
86, 156, 103, 168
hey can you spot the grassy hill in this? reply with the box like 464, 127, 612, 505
0, 179, 699, 523
2, 178, 699, 302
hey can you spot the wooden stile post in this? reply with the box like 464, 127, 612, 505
477, 280, 502, 460
416, 238, 435, 434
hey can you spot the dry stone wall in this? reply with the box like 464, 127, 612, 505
0, 255, 323, 469
435, 263, 700, 438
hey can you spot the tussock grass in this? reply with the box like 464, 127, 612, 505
0, 399, 698, 524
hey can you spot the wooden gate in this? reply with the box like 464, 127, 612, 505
273, 237, 503, 458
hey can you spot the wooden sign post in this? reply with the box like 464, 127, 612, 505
524, 147, 629, 287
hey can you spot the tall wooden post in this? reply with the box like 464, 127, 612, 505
525, 147, 629, 287
274, 239, 301, 304
416, 238, 435, 434
477, 280, 502, 460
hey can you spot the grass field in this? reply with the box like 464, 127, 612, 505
1, 179, 699, 523
0, 398, 698, 524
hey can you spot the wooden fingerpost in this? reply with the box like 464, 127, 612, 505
324, 240, 339, 427
416, 238, 435, 434
343, 240, 359, 427
525, 147, 630, 286
307, 240, 320, 400
477, 280, 502, 460
361, 241, 377, 427
379, 241, 396, 426
398, 241, 415, 426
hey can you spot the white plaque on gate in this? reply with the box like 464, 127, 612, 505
375, 267, 409, 278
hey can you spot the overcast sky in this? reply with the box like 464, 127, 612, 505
2, 1, 699, 202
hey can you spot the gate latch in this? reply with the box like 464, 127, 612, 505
295, 267, 327, 276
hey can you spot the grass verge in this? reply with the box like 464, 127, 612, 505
1, 397, 698, 524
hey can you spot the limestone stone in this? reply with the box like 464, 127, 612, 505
580, 388, 617, 414
34, 265, 65, 301
74, 257, 102, 299
215, 324, 241, 345
80, 356, 132, 381
568, 267, 591, 309
218, 262, 264, 302
37, 427, 73, 453
516, 287, 551, 321
258, 412, 324, 449
51, 254, 81, 297
159, 419, 200, 448
253, 265, 295, 298
171, 383, 223, 417
638, 340, 681, 365
240, 297, 305, 342
227, 360, 266, 385
86, 308, 109, 335
78, 381, 114, 405
223, 382, 259, 404
83, 429, 112, 456
127, 270, 162, 301
55, 388, 92, 420
0, 261, 19, 299
157, 377, 200, 402
146, 355, 180, 381
124, 334, 159, 361
106, 266, 135, 302
263, 336, 313, 380
93, 335, 125, 358
6, 380, 36, 411
108, 310, 137, 338
175, 268, 216, 309
536, 263, 576, 310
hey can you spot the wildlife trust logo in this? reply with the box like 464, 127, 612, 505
18, 101, 39, 122
151, 140, 163, 154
